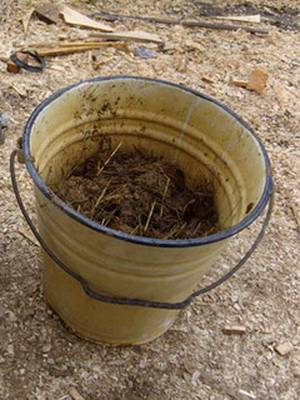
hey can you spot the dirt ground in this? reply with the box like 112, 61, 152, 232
0, 1, 299, 399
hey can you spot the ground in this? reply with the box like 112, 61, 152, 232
0, 1, 299, 399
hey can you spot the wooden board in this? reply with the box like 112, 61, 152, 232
215, 14, 261, 23
60, 5, 113, 32
90, 30, 163, 44
34, 42, 126, 57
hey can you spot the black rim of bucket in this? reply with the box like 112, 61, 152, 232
23, 76, 273, 248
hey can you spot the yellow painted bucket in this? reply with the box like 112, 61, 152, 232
11, 77, 273, 344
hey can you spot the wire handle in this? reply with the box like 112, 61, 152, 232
10, 148, 273, 310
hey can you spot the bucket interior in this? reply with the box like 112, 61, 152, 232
27, 78, 269, 235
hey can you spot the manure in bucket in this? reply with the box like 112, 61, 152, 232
51, 144, 219, 239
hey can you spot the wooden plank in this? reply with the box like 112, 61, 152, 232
215, 15, 261, 24
56, 41, 118, 47
60, 5, 113, 32
90, 30, 163, 44
34, 42, 126, 57
182, 20, 268, 34
92, 11, 268, 35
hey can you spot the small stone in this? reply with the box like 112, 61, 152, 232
275, 342, 293, 356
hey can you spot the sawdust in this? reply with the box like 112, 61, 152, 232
0, 0, 299, 400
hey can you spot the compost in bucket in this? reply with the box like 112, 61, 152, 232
51, 144, 219, 239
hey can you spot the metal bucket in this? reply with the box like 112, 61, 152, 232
11, 77, 273, 344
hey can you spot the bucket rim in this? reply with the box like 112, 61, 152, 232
23, 76, 273, 248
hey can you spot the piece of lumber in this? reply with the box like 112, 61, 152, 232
222, 325, 246, 335
215, 15, 261, 23
33, 42, 126, 57
275, 342, 293, 356
35, 3, 61, 24
90, 30, 163, 44
60, 5, 113, 32
57, 40, 124, 47
182, 20, 268, 34
93, 11, 179, 25
92, 11, 268, 35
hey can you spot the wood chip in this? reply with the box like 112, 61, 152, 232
222, 325, 247, 335
231, 79, 248, 88
35, 3, 60, 24
246, 68, 269, 94
69, 387, 86, 400
239, 389, 257, 399
10, 83, 27, 97
202, 76, 215, 84
275, 342, 294, 356
215, 15, 261, 24
90, 30, 163, 44
60, 5, 113, 32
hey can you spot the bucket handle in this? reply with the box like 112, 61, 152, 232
10, 148, 274, 310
